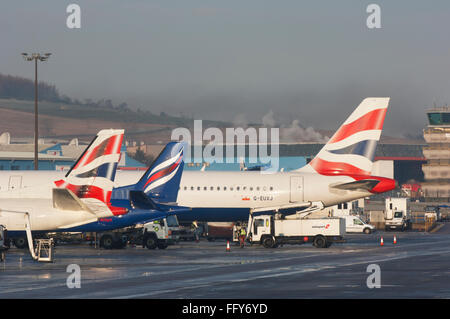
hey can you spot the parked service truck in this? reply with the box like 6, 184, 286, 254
248, 215, 345, 248
384, 198, 410, 231
141, 215, 181, 249
99, 215, 181, 249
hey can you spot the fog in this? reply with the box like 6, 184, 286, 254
1, 0, 450, 137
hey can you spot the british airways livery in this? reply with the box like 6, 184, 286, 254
62, 141, 188, 234
0, 129, 126, 242
0, 98, 396, 223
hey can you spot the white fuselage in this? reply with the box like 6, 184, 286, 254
0, 198, 97, 232
0, 170, 371, 225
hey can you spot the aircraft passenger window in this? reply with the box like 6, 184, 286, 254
204, 187, 207, 191
197, 186, 201, 191
263, 186, 267, 191
191, 186, 194, 191
230, 187, 234, 191
217, 187, 220, 191
256, 187, 260, 191
237, 186, 240, 191
210, 186, 214, 191
243, 186, 247, 191
224, 186, 227, 191
270, 186, 273, 191
184, 186, 187, 190
250, 187, 253, 191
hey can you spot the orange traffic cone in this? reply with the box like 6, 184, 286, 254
380, 237, 384, 246
226, 240, 231, 252
393, 235, 397, 244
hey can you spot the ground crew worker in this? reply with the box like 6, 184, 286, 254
192, 221, 200, 242
239, 227, 247, 248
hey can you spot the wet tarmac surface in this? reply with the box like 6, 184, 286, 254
1, 224, 450, 299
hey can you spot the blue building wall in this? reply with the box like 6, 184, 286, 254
0, 143, 146, 170
0, 159, 75, 170
184, 156, 307, 172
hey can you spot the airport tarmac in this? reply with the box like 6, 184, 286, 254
1, 224, 450, 299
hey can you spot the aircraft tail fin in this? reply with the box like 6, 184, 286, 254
134, 141, 186, 203
298, 97, 390, 176
54, 129, 125, 213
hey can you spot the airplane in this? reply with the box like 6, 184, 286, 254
4, 140, 188, 250
61, 141, 189, 249
0, 97, 396, 223
0, 129, 126, 248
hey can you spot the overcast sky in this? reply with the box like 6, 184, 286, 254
2, 0, 450, 137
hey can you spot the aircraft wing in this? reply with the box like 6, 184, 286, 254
57, 218, 99, 229
250, 202, 314, 214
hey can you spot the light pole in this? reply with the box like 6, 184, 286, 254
21, 53, 51, 170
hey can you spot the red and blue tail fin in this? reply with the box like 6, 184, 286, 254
135, 141, 186, 203
54, 129, 124, 207
298, 97, 390, 176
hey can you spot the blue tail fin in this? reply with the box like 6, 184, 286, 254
111, 142, 185, 205
136, 141, 186, 203
136, 141, 185, 203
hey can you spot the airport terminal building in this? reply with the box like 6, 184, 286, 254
422, 107, 450, 198
180, 143, 426, 186
0, 134, 146, 171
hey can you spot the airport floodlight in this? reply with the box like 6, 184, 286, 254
20, 52, 52, 170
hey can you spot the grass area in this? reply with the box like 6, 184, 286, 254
0, 98, 208, 127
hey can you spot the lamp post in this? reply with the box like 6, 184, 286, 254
21, 53, 51, 170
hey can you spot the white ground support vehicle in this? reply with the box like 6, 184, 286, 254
344, 216, 375, 234
141, 215, 181, 250
385, 198, 410, 231
98, 215, 181, 250
247, 214, 345, 248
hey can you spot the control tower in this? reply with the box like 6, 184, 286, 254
422, 107, 450, 199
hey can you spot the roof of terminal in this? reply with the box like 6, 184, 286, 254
277, 143, 425, 160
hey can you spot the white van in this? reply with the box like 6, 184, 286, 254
344, 216, 375, 234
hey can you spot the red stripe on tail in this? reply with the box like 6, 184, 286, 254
328, 108, 387, 144
310, 157, 371, 176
